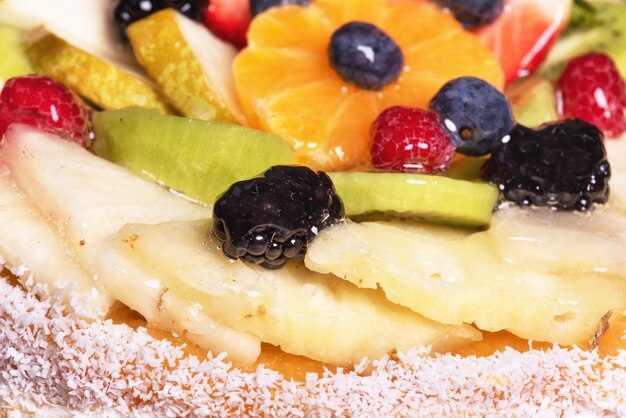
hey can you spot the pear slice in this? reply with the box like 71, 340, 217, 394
0, 26, 34, 88
0, 0, 139, 72
92, 108, 295, 204
0, 126, 261, 364
305, 217, 626, 345
26, 30, 173, 113
115, 219, 481, 366
127, 9, 245, 124
0, 167, 110, 314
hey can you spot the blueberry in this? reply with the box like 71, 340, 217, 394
250, 0, 310, 17
429, 77, 514, 156
328, 22, 404, 91
481, 119, 610, 211
433, 0, 505, 29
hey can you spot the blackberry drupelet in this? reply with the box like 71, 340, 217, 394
250, 0, 311, 17
113, 0, 207, 41
481, 119, 610, 211
212, 166, 344, 269
328, 22, 403, 91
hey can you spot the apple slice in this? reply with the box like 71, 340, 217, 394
26, 30, 173, 113
127, 9, 245, 123
0, 126, 261, 364
305, 216, 626, 345
0, 26, 34, 89
0, 166, 110, 314
115, 219, 481, 366
92, 108, 295, 204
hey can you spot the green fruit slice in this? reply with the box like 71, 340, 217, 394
539, 0, 626, 79
506, 75, 558, 128
0, 26, 34, 85
92, 108, 296, 205
27, 31, 173, 113
327, 172, 499, 227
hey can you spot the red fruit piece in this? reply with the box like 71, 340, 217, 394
557, 53, 626, 138
370, 106, 456, 174
203, 0, 251, 49
477, 0, 571, 86
0, 75, 93, 147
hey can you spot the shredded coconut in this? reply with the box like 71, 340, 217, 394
1, 275, 625, 417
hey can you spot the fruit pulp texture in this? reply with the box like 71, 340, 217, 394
108, 302, 626, 381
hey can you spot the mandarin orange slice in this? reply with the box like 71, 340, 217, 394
234, 0, 504, 170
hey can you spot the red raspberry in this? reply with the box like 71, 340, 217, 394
0, 75, 93, 147
557, 53, 626, 138
370, 106, 455, 173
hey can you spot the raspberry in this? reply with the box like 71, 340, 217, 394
0, 75, 93, 147
370, 106, 455, 173
212, 166, 344, 270
557, 53, 626, 138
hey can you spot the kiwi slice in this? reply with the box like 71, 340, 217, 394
92, 108, 296, 205
327, 172, 499, 228
0, 26, 34, 83
539, 0, 626, 79
506, 75, 558, 128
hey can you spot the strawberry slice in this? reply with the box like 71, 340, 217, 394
203, 0, 251, 49
476, 0, 572, 86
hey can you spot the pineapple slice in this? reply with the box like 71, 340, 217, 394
0, 168, 110, 313
0, 127, 262, 365
306, 218, 626, 344
113, 219, 481, 366
490, 206, 626, 277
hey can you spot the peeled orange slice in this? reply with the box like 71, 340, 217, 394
234, 0, 504, 170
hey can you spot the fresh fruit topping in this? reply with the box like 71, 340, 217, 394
250, 0, 310, 17
127, 9, 244, 123
234, 0, 503, 170
92, 108, 295, 205
477, 0, 572, 85
202, 0, 250, 49
327, 172, 499, 228
0, 26, 35, 88
429, 77, 514, 156
26, 32, 173, 114
328, 22, 403, 91
506, 75, 558, 128
113, 0, 207, 42
370, 106, 455, 173
0, 75, 93, 146
556, 53, 626, 138
481, 119, 610, 211
434, 0, 505, 29
212, 166, 344, 270
540, 0, 626, 82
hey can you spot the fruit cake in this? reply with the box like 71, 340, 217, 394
1, 0, 626, 415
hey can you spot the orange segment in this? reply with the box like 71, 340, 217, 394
234, 0, 505, 170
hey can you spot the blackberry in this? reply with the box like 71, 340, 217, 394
481, 119, 610, 211
429, 76, 514, 156
433, 0, 505, 29
212, 166, 344, 270
250, 0, 311, 17
328, 22, 403, 91
113, 0, 207, 42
